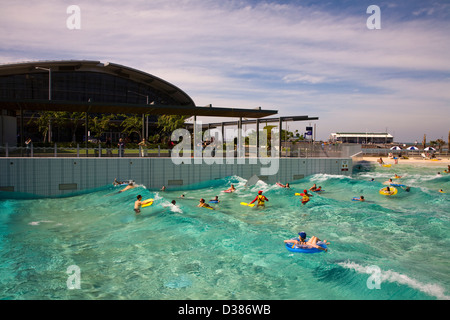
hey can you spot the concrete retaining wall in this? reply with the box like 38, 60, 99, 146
0, 157, 352, 197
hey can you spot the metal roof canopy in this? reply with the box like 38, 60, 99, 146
188, 115, 319, 128
0, 99, 278, 118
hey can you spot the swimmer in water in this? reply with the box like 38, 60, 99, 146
278, 182, 290, 188
119, 182, 135, 193
134, 195, 144, 214
301, 190, 310, 205
249, 190, 269, 207
210, 195, 220, 203
284, 231, 329, 252
385, 186, 395, 195
198, 198, 214, 209
113, 178, 123, 186
224, 184, 236, 192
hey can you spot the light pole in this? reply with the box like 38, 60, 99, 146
35, 66, 52, 142
127, 90, 150, 140
35, 67, 52, 100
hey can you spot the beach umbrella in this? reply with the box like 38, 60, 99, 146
424, 147, 436, 151
407, 146, 419, 151
390, 146, 402, 150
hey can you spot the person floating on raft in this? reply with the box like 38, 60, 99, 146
284, 231, 330, 252
209, 196, 220, 203
249, 190, 269, 207
223, 184, 236, 193
198, 198, 214, 210
118, 182, 135, 193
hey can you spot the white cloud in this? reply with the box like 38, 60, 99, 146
282, 74, 327, 84
0, 0, 449, 141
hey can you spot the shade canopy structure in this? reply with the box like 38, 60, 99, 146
0, 98, 278, 118
390, 146, 402, 150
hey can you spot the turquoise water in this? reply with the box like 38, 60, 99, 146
0, 163, 449, 300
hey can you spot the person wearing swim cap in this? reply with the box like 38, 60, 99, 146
198, 198, 214, 209
284, 231, 330, 252
298, 232, 307, 241
249, 190, 269, 207
300, 189, 312, 205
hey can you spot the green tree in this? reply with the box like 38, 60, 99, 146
435, 138, 445, 152
28, 111, 61, 143
119, 114, 143, 141
157, 115, 189, 135
89, 114, 117, 140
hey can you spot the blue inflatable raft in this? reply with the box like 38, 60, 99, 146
285, 238, 327, 253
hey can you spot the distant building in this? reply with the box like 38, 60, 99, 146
330, 132, 393, 144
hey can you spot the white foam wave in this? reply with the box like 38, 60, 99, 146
310, 173, 353, 182
338, 261, 450, 300
28, 220, 54, 226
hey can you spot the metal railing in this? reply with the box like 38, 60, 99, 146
0, 142, 358, 158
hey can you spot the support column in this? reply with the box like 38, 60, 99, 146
85, 112, 89, 157
256, 118, 260, 158
238, 117, 242, 159
142, 114, 145, 140
278, 117, 282, 158
193, 115, 202, 163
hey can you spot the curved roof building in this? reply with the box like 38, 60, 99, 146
0, 60, 194, 111
0, 60, 277, 117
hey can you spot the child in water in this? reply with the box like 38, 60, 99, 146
134, 195, 144, 214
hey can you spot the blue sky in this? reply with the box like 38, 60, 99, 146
1, 0, 449, 142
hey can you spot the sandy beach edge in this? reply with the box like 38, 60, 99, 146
356, 156, 450, 167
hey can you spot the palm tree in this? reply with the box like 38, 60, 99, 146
435, 139, 445, 153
